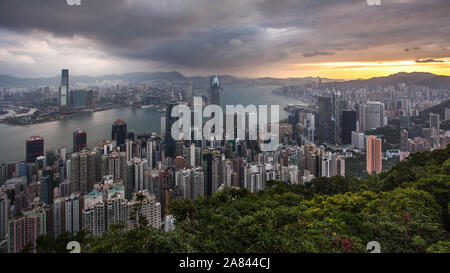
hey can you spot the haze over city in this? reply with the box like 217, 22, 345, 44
0, 0, 449, 79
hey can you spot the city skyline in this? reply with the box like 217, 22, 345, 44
0, 0, 449, 79
1, 0, 449, 256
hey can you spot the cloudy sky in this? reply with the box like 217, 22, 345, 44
0, 0, 449, 79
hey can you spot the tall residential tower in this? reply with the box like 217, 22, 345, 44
366, 135, 382, 175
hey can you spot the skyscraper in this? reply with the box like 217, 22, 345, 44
147, 140, 155, 169
303, 113, 315, 143
26, 136, 44, 163
64, 193, 82, 235
82, 197, 106, 237
165, 100, 179, 158
0, 192, 8, 241
202, 149, 213, 196
342, 110, 356, 145
400, 115, 410, 129
40, 168, 54, 205
88, 150, 100, 192
210, 75, 220, 105
400, 129, 409, 152
445, 108, 450, 121
70, 90, 87, 109
134, 158, 147, 192
211, 154, 223, 195
73, 129, 87, 152
192, 168, 205, 200
429, 113, 440, 136
70, 150, 89, 195
86, 90, 94, 107
59, 69, 69, 108
366, 135, 382, 175
318, 96, 334, 143
359, 101, 385, 131
112, 119, 128, 148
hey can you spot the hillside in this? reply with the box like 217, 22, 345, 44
2, 71, 449, 90
35, 146, 450, 253
419, 99, 450, 119
416, 76, 450, 89
0, 71, 188, 87
321, 72, 449, 89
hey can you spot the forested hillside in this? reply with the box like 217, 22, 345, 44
35, 146, 450, 253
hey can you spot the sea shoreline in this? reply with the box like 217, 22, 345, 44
0, 104, 123, 127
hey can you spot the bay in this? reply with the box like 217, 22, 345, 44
0, 85, 304, 163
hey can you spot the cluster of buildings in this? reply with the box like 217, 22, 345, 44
58, 69, 94, 112
1, 72, 449, 253
0, 74, 348, 253
280, 78, 450, 176
399, 112, 450, 160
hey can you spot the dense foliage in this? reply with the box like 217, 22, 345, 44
345, 153, 399, 178
36, 146, 450, 253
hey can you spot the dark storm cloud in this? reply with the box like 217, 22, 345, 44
302, 51, 334, 58
0, 0, 449, 73
405, 47, 420, 52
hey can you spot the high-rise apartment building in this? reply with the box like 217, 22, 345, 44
126, 190, 161, 229
243, 164, 265, 193
303, 113, 315, 144
134, 158, 147, 193
70, 90, 87, 109
321, 152, 346, 178
366, 135, 382, 175
400, 129, 409, 152
351, 131, 365, 150
26, 136, 44, 163
445, 108, 450, 121
0, 192, 8, 241
112, 119, 128, 149
146, 140, 153, 169
70, 150, 89, 195
429, 113, 440, 136
64, 193, 82, 235
73, 129, 87, 153
83, 201, 106, 237
8, 206, 47, 253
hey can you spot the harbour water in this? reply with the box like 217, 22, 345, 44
0, 85, 303, 163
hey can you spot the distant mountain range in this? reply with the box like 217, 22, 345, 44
0, 71, 449, 89
320, 72, 450, 89
0, 71, 337, 88
0, 71, 188, 87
